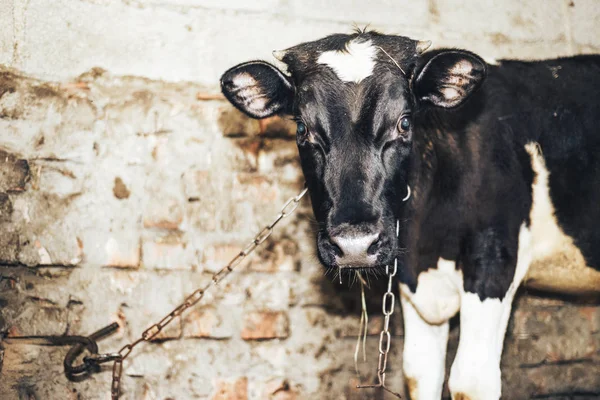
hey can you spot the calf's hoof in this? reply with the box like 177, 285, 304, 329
453, 394, 472, 400
406, 377, 418, 399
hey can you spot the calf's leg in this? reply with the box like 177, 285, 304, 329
401, 296, 449, 400
448, 225, 531, 400
400, 259, 462, 400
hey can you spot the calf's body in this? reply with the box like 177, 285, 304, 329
400, 55, 600, 399
220, 31, 600, 400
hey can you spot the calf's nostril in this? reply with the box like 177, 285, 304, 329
367, 237, 381, 255
330, 240, 343, 257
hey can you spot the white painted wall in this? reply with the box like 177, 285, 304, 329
1, 0, 598, 85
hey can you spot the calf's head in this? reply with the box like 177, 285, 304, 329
221, 31, 485, 273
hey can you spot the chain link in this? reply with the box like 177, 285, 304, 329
84, 186, 308, 400
356, 220, 402, 398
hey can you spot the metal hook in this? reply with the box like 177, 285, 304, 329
2, 322, 119, 382
3, 333, 98, 351
63, 322, 120, 382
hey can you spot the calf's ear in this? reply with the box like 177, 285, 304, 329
220, 61, 294, 119
413, 50, 486, 109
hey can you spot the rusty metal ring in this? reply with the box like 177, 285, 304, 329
64, 322, 120, 382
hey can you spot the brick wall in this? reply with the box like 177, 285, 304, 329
0, 1, 599, 399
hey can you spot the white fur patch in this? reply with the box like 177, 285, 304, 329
401, 295, 449, 400
400, 258, 463, 325
232, 72, 257, 88
439, 87, 461, 103
449, 59, 473, 75
317, 39, 377, 83
400, 258, 461, 398
449, 224, 531, 400
526, 142, 574, 260
230, 72, 269, 114
524, 143, 600, 293
448, 293, 504, 400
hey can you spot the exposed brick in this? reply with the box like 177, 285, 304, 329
234, 173, 279, 204
235, 138, 261, 171
519, 295, 567, 308
256, 140, 299, 174
111, 272, 186, 341
0, 70, 19, 99
579, 306, 600, 333
182, 170, 210, 199
183, 170, 243, 233
249, 239, 297, 273
241, 311, 289, 340
0, 192, 13, 221
0, 226, 20, 263
33, 240, 53, 265
258, 116, 296, 139
139, 382, 158, 400
186, 201, 219, 232
525, 363, 600, 395
143, 197, 183, 230
0, 149, 30, 192
338, 315, 392, 338
259, 378, 299, 400
104, 236, 141, 268
182, 307, 233, 339
142, 236, 193, 270
153, 317, 182, 341
218, 106, 260, 137
35, 163, 83, 197
243, 276, 291, 310
212, 377, 248, 400
507, 305, 598, 367
202, 243, 245, 273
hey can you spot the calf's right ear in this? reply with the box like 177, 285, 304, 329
220, 61, 294, 119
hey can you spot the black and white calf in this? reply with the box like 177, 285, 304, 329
220, 30, 600, 400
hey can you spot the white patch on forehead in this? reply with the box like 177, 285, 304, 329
317, 39, 378, 83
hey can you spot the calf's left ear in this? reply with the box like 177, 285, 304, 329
413, 50, 486, 109
220, 61, 294, 119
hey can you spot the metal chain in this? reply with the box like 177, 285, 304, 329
82, 186, 308, 400
356, 220, 402, 398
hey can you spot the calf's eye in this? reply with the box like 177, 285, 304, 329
398, 116, 411, 133
297, 122, 307, 136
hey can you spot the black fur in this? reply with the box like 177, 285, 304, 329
220, 31, 600, 301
